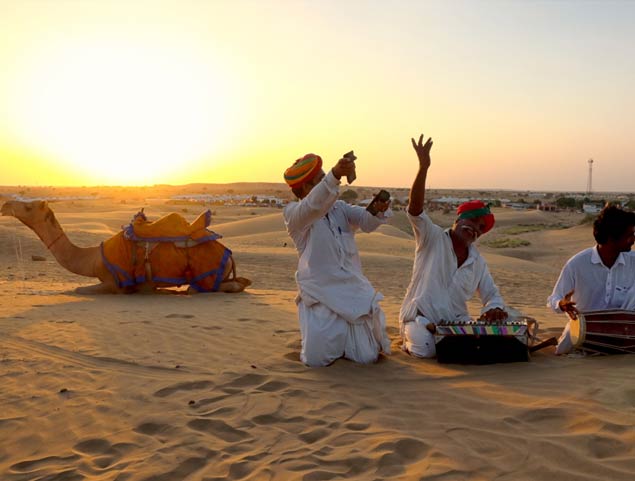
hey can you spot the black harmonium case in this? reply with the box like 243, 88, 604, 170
434, 321, 530, 364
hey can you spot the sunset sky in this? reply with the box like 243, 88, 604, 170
1, 0, 634, 191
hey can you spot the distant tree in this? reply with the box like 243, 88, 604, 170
556, 197, 577, 209
339, 189, 358, 203
492, 199, 502, 207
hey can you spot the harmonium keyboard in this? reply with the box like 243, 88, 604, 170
434, 319, 530, 364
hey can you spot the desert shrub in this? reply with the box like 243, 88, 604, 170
339, 189, 358, 203
482, 237, 530, 248
501, 224, 565, 235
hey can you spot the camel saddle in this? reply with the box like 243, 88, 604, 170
101, 209, 232, 292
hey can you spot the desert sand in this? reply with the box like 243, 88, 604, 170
1, 193, 634, 481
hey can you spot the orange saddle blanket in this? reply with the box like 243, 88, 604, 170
101, 209, 231, 292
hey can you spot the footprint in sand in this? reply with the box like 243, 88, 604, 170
187, 418, 250, 442
516, 406, 569, 427
133, 422, 173, 436
153, 380, 214, 398
221, 373, 267, 389
374, 438, 431, 477
624, 388, 635, 407
141, 456, 210, 481
73, 438, 112, 455
165, 313, 195, 319
585, 434, 629, 459
344, 422, 370, 431
251, 412, 297, 426
10, 454, 80, 474
298, 428, 330, 444
72, 439, 137, 471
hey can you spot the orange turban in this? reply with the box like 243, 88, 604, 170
284, 154, 323, 188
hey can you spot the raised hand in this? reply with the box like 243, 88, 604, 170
411, 134, 433, 170
332, 155, 356, 181
407, 133, 433, 216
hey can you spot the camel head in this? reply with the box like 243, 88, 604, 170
1, 200, 54, 228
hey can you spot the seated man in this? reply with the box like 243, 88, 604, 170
547, 204, 635, 354
283, 152, 392, 367
399, 133, 508, 358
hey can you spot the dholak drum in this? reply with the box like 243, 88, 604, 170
434, 320, 530, 364
570, 309, 635, 354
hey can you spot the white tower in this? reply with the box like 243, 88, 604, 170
586, 158, 593, 194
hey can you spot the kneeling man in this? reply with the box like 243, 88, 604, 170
283, 152, 392, 367
400, 133, 508, 358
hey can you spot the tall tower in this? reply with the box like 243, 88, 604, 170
586, 158, 594, 195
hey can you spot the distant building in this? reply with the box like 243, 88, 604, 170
537, 202, 558, 212
582, 203, 602, 214
504, 202, 532, 210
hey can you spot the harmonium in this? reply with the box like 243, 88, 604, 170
434, 319, 530, 364
570, 309, 635, 355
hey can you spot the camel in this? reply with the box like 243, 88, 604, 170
1, 200, 251, 294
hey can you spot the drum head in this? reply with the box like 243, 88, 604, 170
569, 314, 586, 348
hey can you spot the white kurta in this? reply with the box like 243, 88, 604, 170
399, 212, 505, 357
284, 170, 391, 366
547, 247, 635, 354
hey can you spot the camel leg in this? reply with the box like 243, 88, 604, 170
218, 256, 251, 292
73, 282, 120, 295
217, 277, 252, 293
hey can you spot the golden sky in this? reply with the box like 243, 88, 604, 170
1, 0, 634, 191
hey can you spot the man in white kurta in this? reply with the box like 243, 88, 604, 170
283, 153, 391, 367
400, 134, 508, 358
547, 204, 635, 354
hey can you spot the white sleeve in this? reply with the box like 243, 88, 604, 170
341, 202, 385, 233
547, 261, 575, 313
408, 212, 443, 248
477, 263, 506, 313
283, 171, 340, 234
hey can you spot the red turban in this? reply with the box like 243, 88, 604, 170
456, 200, 495, 234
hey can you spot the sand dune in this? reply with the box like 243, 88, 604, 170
1, 199, 634, 480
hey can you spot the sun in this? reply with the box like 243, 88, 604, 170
9, 38, 236, 185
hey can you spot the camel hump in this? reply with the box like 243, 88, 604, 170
124, 209, 220, 243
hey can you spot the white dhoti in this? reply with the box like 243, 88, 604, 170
555, 320, 574, 355
401, 316, 436, 358
298, 298, 390, 367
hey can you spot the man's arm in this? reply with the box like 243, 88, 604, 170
547, 263, 578, 318
284, 172, 339, 233
408, 134, 433, 216
284, 156, 356, 233
477, 264, 508, 321
342, 203, 386, 233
